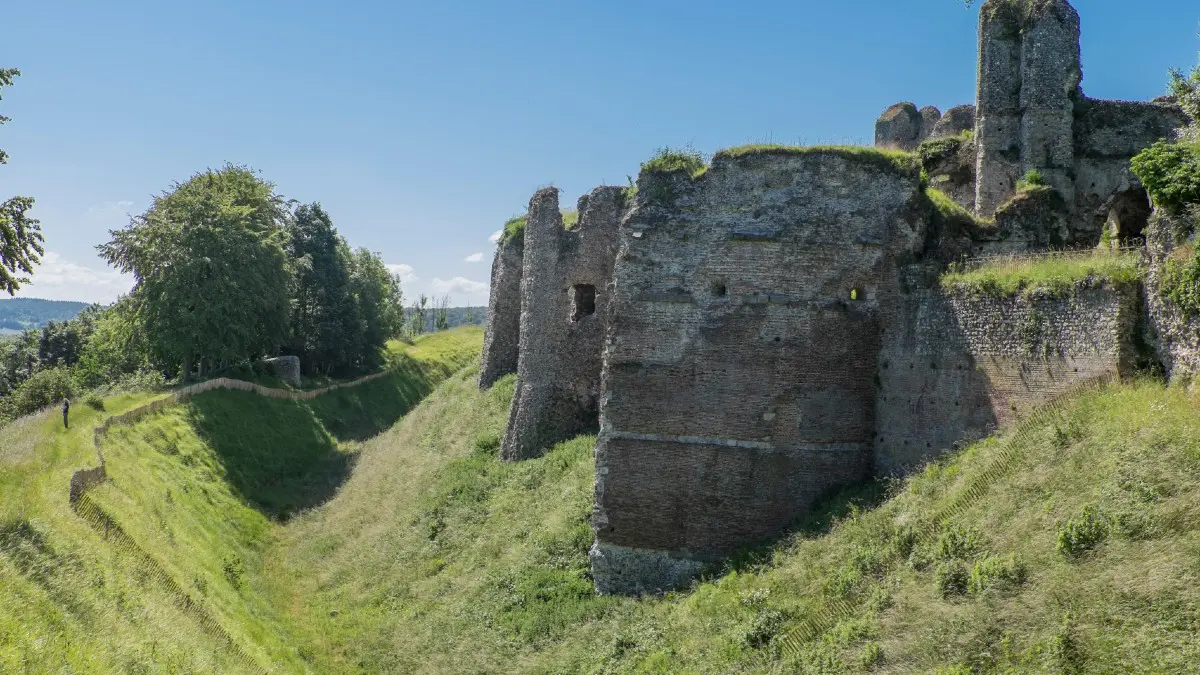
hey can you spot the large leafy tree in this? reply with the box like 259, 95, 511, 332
344, 245, 404, 370
286, 203, 354, 374
98, 165, 293, 378
0, 68, 44, 295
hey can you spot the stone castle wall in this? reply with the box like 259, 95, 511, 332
590, 150, 928, 594
500, 186, 623, 461
471, 0, 1188, 596
875, 281, 1141, 474
1144, 212, 1200, 378
479, 234, 523, 389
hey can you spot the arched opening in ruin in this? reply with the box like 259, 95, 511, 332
1105, 188, 1152, 247
570, 284, 596, 322
849, 287, 865, 301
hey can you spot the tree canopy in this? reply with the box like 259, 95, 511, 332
99, 165, 293, 377
0, 68, 44, 296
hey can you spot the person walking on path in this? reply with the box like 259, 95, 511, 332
62, 398, 70, 429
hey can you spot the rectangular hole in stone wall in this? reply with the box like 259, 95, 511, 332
571, 284, 596, 322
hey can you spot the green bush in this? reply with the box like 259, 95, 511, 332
967, 554, 1027, 595
8, 367, 76, 417
1160, 245, 1200, 318
1130, 140, 1200, 213
935, 560, 970, 597
1056, 505, 1110, 558
84, 394, 105, 411
1016, 169, 1047, 191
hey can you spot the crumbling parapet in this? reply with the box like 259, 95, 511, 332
875, 103, 927, 151
932, 105, 976, 138
499, 186, 622, 462
479, 229, 524, 389
591, 148, 928, 594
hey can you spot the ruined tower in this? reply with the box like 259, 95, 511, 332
479, 226, 523, 389
974, 0, 1081, 217
589, 150, 930, 594
499, 186, 622, 461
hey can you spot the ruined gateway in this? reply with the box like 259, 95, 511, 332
479, 0, 1188, 594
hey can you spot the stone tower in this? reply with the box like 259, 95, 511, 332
479, 229, 523, 389
499, 186, 622, 461
974, 0, 1082, 216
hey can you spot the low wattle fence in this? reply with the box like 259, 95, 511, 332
64, 367, 407, 674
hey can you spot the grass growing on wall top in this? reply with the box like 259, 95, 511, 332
641, 146, 708, 178
714, 144, 921, 176
940, 249, 1142, 297
498, 215, 527, 244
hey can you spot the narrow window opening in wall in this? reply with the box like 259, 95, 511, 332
570, 284, 596, 322
774, 337, 781, 343
712, 280, 727, 297
850, 287, 865, 301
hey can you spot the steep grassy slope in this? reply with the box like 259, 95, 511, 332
271, 375, 1200, 674
9, 325, 1200, 673
0, 328, 480, 674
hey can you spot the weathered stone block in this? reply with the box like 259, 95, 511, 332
263, 355, 301, 387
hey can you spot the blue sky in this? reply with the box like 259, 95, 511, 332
3, 0, 1197, 305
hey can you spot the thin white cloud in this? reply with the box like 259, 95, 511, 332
13, 251, 133, 304
464, 252, 484, 263
386, 263, 418, 283
488, 229, 503, 243
431, 276, 489, 305
86, 200, 137, 217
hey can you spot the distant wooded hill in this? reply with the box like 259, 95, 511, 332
0, 298, 93, 333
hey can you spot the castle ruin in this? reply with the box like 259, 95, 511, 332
480, 0, 1188, 594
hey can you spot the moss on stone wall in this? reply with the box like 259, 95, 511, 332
917, 133, 971, 168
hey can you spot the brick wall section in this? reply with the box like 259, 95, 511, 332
591, 151, 928, 594
479, 235, 524, 389
500, 186, 622, 461
875, 281, 1141, 474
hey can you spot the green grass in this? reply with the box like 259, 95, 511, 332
0, 327, 481, 674
940, 250, 1143, 297
14, 324, 1200, 672
273, 372, 1200, 673
713, 144, 921, 176
641, 146, 708, 178
499, 215, 527, 245
917, 132, 971, 167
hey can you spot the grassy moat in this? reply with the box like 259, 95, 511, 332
5, 328, 1200, 673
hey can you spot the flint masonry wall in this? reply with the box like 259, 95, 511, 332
479, 232, 524, 389
875, 280, 1141, 473
500, 186, 622, 461
590, 150, 928, 594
